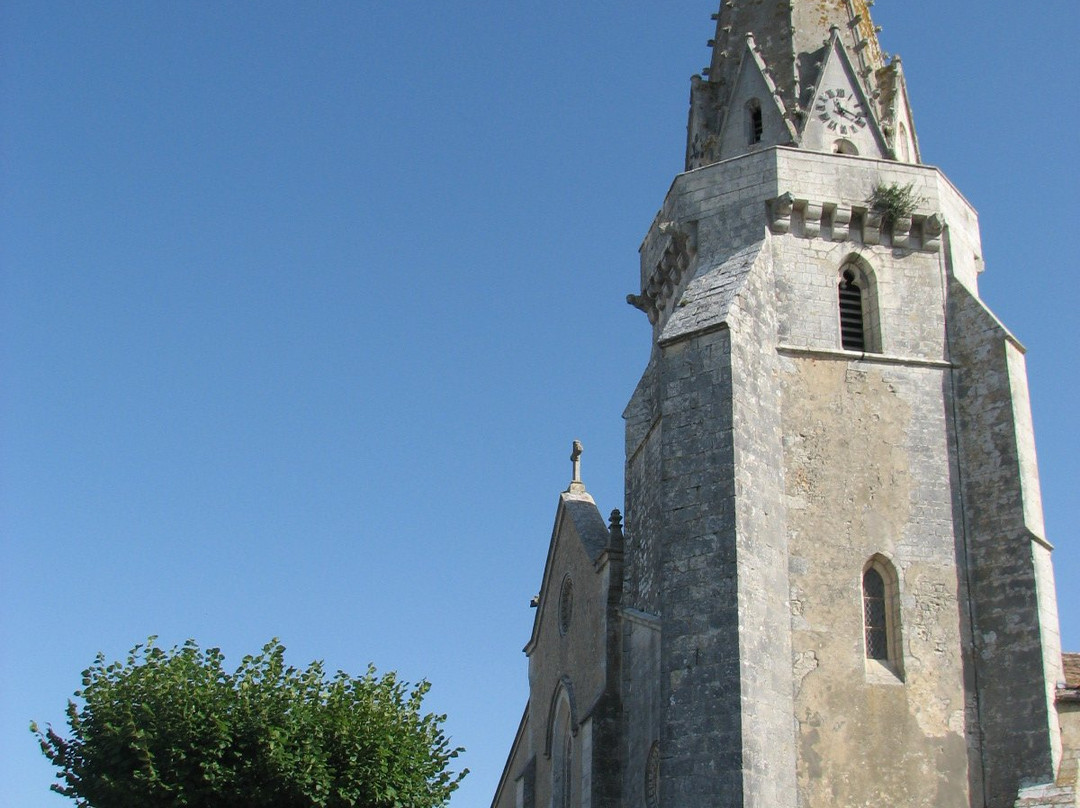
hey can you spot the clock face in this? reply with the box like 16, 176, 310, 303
814, 87, 867, 136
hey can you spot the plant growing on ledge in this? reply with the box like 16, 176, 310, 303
868, 181, 923, 228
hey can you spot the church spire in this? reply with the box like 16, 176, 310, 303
687, 0, 918, 169
705, 0, 884, 105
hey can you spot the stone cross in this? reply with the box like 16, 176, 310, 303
568, 440, 585, 493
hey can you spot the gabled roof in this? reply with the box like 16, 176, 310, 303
714, 35, 798, 147
523, 489, 611, 655
1064, 653, 1080, 687
797, 28, 889, 158
1058, 653, 1080, 703
489, 706, 530, 808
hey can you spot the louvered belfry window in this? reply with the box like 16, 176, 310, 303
839, 268, 865, 351
863, 568, 888, 660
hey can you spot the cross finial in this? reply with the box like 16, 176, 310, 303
567, 440, 586, 493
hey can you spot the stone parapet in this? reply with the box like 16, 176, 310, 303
767, 191, 943, 252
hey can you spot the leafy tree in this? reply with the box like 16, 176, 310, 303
32, 638, 466, 808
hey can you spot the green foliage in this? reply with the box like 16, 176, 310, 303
868, 181, 923, 228
31, 638, 466, 808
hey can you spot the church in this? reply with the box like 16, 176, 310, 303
490, 2, 1074, 807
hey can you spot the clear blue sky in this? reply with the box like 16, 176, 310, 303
2, 2, 1077, 806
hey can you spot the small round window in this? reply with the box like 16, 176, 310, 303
559, 576, 574, 636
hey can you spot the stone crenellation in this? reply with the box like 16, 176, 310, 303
768, 191, 944, 250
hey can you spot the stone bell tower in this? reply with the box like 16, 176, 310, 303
492, 4, 1065, 808
621, 1, 1062, 806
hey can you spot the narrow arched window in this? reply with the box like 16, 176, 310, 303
863, 568, 888, 660
862, 556, 904, 679
747, 99, 763, 145
838, 268, 865, 351
548, 688, 575, 808
552, 730, 572, 808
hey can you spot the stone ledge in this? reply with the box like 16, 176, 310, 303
776, 344, 951, 369
622, 607, 662, 630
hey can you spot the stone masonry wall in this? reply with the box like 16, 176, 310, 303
620, 610, 661, 808
766, 152, 973, 805
655, 327, 744, 806
624, 359, 663, 616
728, 244, 799, 808
782, 355, 970, 807
947, 276, 1059, 806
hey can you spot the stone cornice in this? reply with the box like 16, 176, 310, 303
768, 192, 943, 252
621, 607, 661, 631
627, 222, 698, 325
776, 344, 951, 369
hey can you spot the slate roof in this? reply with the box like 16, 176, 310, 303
1064, 654, 1080, 687
1058, 653, 1080, 703
658, 240, 764, 346
561, 493, 611, 564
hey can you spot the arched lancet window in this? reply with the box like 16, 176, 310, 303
862, 555, 903, 678
547, 681, 576, 808
863, 567, 888, 659
746, 99, 763, 146
839, 268, 866, 351
837, 261, 881, 353
551, 720, 573, 808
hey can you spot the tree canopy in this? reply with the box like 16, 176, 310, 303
32, 638, 466, 808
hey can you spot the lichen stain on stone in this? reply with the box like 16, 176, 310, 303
798, 712, 825, 781
794, 650, 819, 696
912, 574, 950, 648
781, 357, 968, 806
781, 360, 912, 537
913, 692, 954, 739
